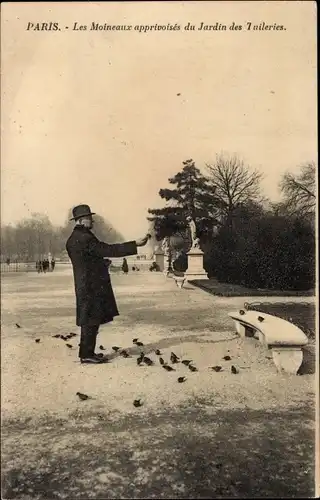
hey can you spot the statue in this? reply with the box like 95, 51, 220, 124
161, 237, 170, 254
186, 216, 200, 248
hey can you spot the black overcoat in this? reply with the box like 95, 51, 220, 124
66, 226, 137, 326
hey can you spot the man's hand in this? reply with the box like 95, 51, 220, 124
136, 234, 151, 247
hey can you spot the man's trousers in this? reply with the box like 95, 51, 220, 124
79, 325, 100, 358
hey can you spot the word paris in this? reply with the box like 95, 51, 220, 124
26, 21, 285, 33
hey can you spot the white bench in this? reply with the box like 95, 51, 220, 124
228, 310, 309, 375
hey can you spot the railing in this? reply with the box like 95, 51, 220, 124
1, 262, 36, 273
1, 258, 156, 273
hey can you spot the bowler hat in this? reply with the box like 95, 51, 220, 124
70, 204, 96, 221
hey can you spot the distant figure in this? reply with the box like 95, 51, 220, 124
6, 258, 10, 266
122, 257, 129, 274
149, 262, 160, 272
43, 259, 48, 273
51, 258, 55, 272
132, 266, 136, 271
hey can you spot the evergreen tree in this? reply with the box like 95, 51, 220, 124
148, 159, 219, 247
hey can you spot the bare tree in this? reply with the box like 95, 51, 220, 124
205, 153, 263, 224
279, 161, 316, 220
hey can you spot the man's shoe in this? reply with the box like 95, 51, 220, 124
80, 356, 106, 364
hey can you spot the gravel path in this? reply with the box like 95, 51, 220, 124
1, 270, 316, 498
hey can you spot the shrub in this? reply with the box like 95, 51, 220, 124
205, 213, 315, 291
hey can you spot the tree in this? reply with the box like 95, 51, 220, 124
62, 209, 125, 244
205, 153, 263, 226
148, 159, 219, 248
13, 213, 54, 260
279, 161, 316, 221
0, 210, 125, 262
0, 225, 16, 261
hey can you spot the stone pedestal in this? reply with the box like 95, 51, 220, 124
271, 347, 303, 375
185, 247, 208, 280
163, 255, 172, 276
154, 249, 164, 272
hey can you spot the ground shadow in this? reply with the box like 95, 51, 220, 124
100, 334, 239, 361
298, 345, 316, 375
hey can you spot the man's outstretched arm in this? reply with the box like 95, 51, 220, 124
87, 234, 150, 258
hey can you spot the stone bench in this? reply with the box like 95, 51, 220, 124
228, 310, 309, 375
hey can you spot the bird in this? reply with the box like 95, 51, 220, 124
231, 365, 239, 374
188, 365, 198, 372
76, 392, 90, 401
155, 349, 162, 356
112, 346, 120, 352
60, 336, 67, 341
163, 365, 175, 372
35, 339, 40, 343
132, 338, 139, 343
66, 344, 73, 349
223, 355, 231, 361
182, 359, 192, 366
137, 353, 144, 365
239, 310, 245, 315
178, 376, 186, 383
96, 353, 105, 358
143, 356, 154, 366
15, 323, 21, 329
120, 350, 130, 358
177, 92, 181, 96
258, 316, 265, 322
159, 357, 165, 365
69, 332, 77, 337
136, 341, 144, 347
52, 334, 61, 338
133, 399, 143, 407
170, 352, 180, 364
99, 345, 105, 350
210, 366, 223, 372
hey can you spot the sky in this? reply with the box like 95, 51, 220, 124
1, 1, 317, 240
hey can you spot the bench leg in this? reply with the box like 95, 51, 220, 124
271, 347, 303, 375
234, 321, 255, 338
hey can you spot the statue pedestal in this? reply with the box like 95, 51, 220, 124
154, 249, 164, 272
185, 247, 208, 280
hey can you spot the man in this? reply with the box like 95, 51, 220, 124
66, 204, 149, 364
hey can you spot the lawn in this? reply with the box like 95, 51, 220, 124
191, 279, 315, 298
